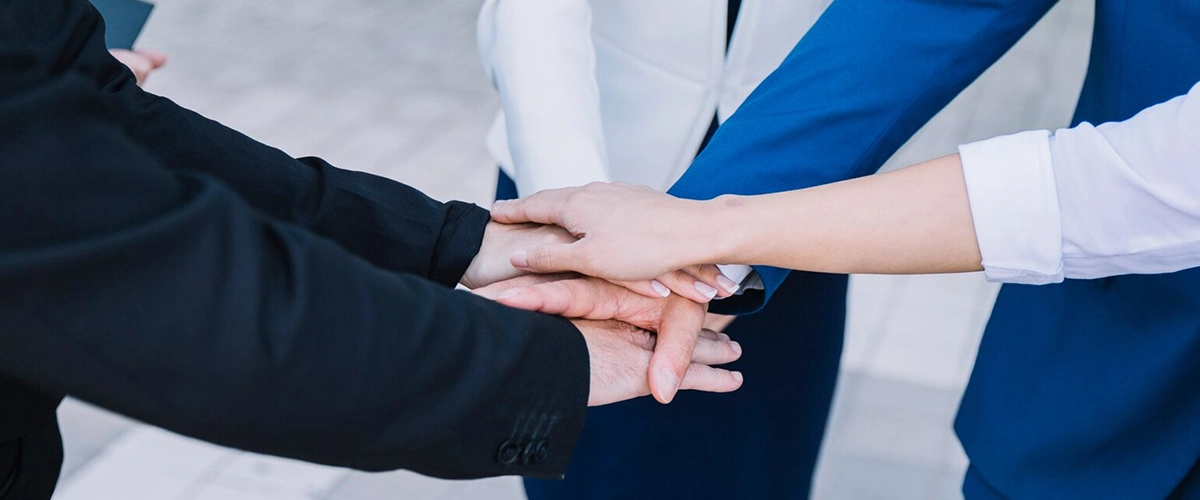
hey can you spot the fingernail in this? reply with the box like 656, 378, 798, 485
694, 281, 719, 300
511, 249, 529, 269
730, 341, 742, 356
497, 289, 522, 300
718, 333, 731, 342
492, 199, 508, 207
731, 371, 744, 383
650, 280, 671, 297
655, 368, 680, 404
716, 275, 740, 294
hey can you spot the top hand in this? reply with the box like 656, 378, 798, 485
490, 183, 728, 283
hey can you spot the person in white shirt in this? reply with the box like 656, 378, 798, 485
477, 1, 838, 498
488, 80, 1200, 287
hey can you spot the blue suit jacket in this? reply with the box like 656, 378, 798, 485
670, 0, 1200, 497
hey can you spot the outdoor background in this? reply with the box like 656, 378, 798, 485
52, 0, 1095, 498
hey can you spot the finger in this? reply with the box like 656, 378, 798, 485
703, 313, 737, 333
610, 279, 673, 300
655, 269, 718, 303
109, 50, 152, 85
470, 273, 572, 299
511, 242, 589, 274
647, 298, 707, 404
690, 331, 742, 366
134, 49, 169, 68
497, 279, 663, 329
697, 328, 720, 340
678, 364, 744, 394
684, 264, 738, 297
490, 188, 575, 225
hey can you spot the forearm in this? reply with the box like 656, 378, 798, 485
481, 0, 610, 194
712, 155, 982, 275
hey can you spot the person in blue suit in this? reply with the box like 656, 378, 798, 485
491, 0, 1200, 497
678, 0, 1200, 497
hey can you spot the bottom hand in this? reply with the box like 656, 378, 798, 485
573, 319, 743, 407
476, 276, 742, 404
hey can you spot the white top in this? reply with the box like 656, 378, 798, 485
959, 81, 1200, 284
478, 0, 829, 290
477, 0, 831, 195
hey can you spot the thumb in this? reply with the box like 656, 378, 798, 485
511, 243, 589, 274
647, 301, 706, 404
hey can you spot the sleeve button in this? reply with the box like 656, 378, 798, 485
531, 440, 550, 464
496, 439, 523, 465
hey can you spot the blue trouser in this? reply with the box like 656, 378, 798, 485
498, 171, 847, 499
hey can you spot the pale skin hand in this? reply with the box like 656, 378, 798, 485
109, 49, 168, 87
489, 155, 984, 278
474, 275, 743, 404
467, 221, 735, 303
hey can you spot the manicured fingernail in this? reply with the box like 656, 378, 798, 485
730, 341, 742, 356
731, 371, 744, 383
716, 275, 740, 294
497, 289, 522, 300
511, 249, 529, 269
694, 281, 718, 300
655, 368, 680, 403
650, 280, 671, 297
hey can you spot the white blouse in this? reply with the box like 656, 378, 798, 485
960, 81, 1200, 284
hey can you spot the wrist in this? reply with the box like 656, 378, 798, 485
704, 195, 752, 265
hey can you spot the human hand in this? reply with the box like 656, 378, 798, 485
475, 275, 742, 404
461, 222, 575, 289
109, 49, 168, 86
490, 183, 739, 300
570, 319, 743, 406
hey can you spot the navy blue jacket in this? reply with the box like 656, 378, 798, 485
0, 1, 589, 497
670, 0, 1200, 497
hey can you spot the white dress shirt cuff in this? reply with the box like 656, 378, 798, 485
958, 130, 1065, 285
716, 265, 763, 295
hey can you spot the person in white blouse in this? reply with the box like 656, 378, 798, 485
489, 80, 1200, 290
476, 1, 838, 498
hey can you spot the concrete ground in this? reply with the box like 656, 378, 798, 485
52, 0, 1095, 498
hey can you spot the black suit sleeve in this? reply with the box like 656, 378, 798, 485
0, 58, 589, 479
8, 0, 485, 286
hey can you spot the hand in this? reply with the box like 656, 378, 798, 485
475, 275, 742, 403
460, 222, 575, 289
109, 49, 168, 87
491, 183, 739, 299
571, 319, 743, 406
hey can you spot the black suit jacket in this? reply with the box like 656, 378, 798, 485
0, 1, 589, 497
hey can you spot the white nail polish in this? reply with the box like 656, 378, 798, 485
651, 280, 671, 297
694, 281, 718, 300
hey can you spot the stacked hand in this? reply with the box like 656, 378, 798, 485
468, 184, 745, 407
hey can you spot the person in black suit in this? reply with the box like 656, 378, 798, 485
0, 1, 744, 499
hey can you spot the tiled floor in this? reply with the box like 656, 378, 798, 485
53, 0, 1095, 498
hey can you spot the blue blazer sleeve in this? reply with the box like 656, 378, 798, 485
670, 0, 1060, 313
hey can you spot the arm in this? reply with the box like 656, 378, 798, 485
490, 81, 1200, 282
668, 0, 1060, 311
12, 0, 490, 286
478, 0, 610, 195
0, 67, 588, 479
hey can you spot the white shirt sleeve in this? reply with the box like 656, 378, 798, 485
477, 0, 611, 196
959, 81, 1200, 284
